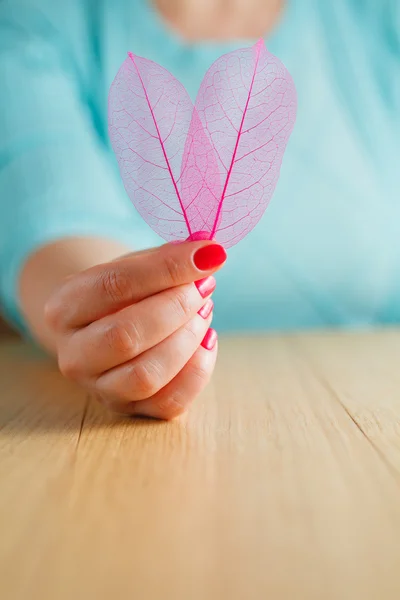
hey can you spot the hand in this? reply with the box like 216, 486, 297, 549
44, 241, 227, 419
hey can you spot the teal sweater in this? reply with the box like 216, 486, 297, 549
1, 0, 400, 332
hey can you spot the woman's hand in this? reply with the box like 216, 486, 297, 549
44, 241, 226, 419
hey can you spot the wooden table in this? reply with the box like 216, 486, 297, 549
1, 331, 400, 600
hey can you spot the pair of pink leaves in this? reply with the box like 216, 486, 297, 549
108, 39, 296, 248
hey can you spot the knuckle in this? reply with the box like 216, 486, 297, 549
94, 393, 134, 416
155, 394, 188, 420
129, 360, 161, 399
172, 288, 193, 320
58, 350, 83, 381
44, 295, 64, 331
98, 267, 131, 304
183, 319, 202, 345
44, 277, 75, 331
154, 360, 212, 419
104, 320, 140, 357
188, 361, 211, 386
162, 254, 183, 286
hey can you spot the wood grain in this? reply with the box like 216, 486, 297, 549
1, 331, 400, 600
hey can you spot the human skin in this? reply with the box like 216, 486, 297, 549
18, 0, 283, 419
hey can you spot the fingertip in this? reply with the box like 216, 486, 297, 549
195, 276, 216, 298
201, 328, 218, 351
192, 243, 227, 272
198, 299, 214, 319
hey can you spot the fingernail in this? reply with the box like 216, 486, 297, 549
193, 244, 227, 271
195, 276, 216, 298
198, 299, 214, 319
201, 328, 217, 351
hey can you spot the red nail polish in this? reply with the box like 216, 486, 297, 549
198, 299, 214, 319
201, 328, 217, 351
195, 276, 216, 298
193, 244, 227, 271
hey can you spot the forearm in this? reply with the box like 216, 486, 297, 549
18, 237, 131, 353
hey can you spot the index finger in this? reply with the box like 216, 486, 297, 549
46, 240, 226, 330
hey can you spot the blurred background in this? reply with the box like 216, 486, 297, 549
1, 0, 400, 336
